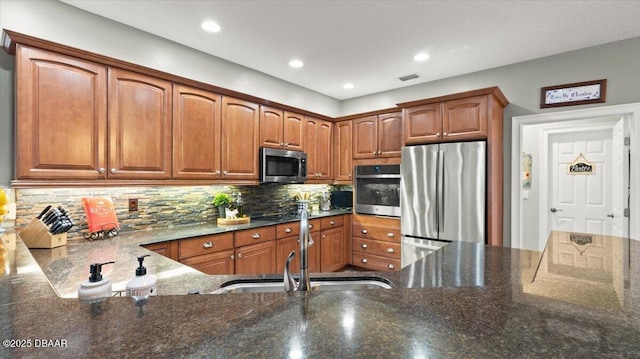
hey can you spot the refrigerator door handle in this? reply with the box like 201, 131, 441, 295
437, 150, 445, 232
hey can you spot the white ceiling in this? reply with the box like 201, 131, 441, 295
61, 0, 640, 100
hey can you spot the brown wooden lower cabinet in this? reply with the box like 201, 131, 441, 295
320, 227, 346, 272
143, 240, 178, 261
352, 214, 401, 271
235, 240, 276, 275
180, 249, 234, 275
276, 234, 320, 273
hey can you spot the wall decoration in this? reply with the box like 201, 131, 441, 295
522, 153, 532, 188
540, 79, 606, 108
567, 153, 595, 175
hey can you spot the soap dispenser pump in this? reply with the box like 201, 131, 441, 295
126, 254, 157, 300
78, 261, 115, 303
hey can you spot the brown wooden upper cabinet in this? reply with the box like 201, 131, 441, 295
15, 45, 173, 180
15, 45, 108, 180
260, 107, 304, 151
303, 116, 332, 181
404, 95, 488, 145
172, 85, 222, 179
353, 112, 402, 159
221, 97, 260, 180
108, 68, 173, 179
333, 120, 353, 182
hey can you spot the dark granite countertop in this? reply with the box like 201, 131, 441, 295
1, 225, 639, 358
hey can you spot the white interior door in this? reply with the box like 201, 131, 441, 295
547, 128, 613, 239
611, 119, 628, 237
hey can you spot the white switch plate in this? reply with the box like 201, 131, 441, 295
522, 190, 529, 200
4, 203, 16, 220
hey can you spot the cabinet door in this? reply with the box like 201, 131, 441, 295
283, 111, 304, 151
221, 97, 260, 180
180, 249, 234, 275
260, 106, 284, 149
377, 112, 402, 157
303, 117, 320, 179
15, 45, 107, 179
108, 68, 172, 179
315, 120, 333, 179
320, 227, 346, 272
352, 115, 378, 159
276, 235, 320, 274
442, 95, 488, 141
172, 85, 222, 179
333, 120, 353, 182
235, 240, 277, 275
403, 104, 442, 145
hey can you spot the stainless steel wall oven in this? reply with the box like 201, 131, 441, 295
354, 164, 400, 217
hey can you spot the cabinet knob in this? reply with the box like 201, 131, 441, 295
203, 241, 213, 249
215, 170, 221, 176
361, 258, 368, 263
387, 248, 395, 253
436, 132, 440, 137
110, 168, 117, 174
230, 255, 235, 260
361, 229, 368, 234
308, 224, 313, 229
330, 220, 335, 225
223, 171, 228, 176
348, 173, 352, 178
443, 132, 448, 136
279, 142, 284, 147
386, 232, 395, 238
322, 235, 326, 239
361, 243, 368, 249
98, 168, 105, 174
252, 233, 261, 239
237, 253, 242, 258
283, 143, 289, 147
285, 227, 292, 233
372, 151, 376, 155
387, 264, 395, 270
377, 151, 381, 155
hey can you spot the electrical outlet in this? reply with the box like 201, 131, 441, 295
128, 198, 138, 212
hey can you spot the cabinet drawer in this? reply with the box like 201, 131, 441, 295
320, 215, 344, 229
353, 251, 401, 271
352, 224, 400, 243
276, 222, 299, 238
234, 226, 276, 247
178, 232, 234, 259
353, 237, 401, 259
179, 249, 234, 275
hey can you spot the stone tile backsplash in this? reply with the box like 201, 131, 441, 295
15, 184, 351, 241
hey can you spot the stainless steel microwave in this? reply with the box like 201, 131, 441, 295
260, 147, 307, 183
354, 164, 401, 217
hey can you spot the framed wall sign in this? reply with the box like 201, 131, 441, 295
540, 79, 607, 108
567, 153, 595, 175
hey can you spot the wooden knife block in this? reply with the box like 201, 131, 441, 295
20, 218, 67, 249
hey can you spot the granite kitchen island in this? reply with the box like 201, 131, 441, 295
1, 227, 639, 358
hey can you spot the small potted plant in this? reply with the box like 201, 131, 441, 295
213, 193, 231, 218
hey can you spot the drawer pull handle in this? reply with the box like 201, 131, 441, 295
387, 264, 395, 270
387, 248, 395, 253
361, 244, 368, 249
285, 228, 292, 233
387, 232, 395, 238
330, 220, 335, 225
361, 258, 368, 263
202, 241, 213, 249
361, 229, 368, 234
252, 233, 261, 239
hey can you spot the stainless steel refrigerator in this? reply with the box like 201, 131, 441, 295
400, 141, 486, 267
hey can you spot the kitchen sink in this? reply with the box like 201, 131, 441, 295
211, 276, 395, 294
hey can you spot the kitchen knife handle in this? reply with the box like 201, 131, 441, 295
37, 205, 52, 219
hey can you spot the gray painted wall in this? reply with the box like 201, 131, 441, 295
1, 0, 640, 246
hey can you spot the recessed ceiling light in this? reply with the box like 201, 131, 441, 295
289, 59, 304, 68
201, 20, 221, 33
343, 83, 354, 89
414, 52, 430, 62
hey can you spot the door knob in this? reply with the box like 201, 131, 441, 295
550, 208, 563, 213
607, 213, 614, 218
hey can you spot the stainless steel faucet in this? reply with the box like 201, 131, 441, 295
284, 209, 313, 292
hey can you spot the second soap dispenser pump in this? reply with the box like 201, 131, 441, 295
126, 254, 157, 300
